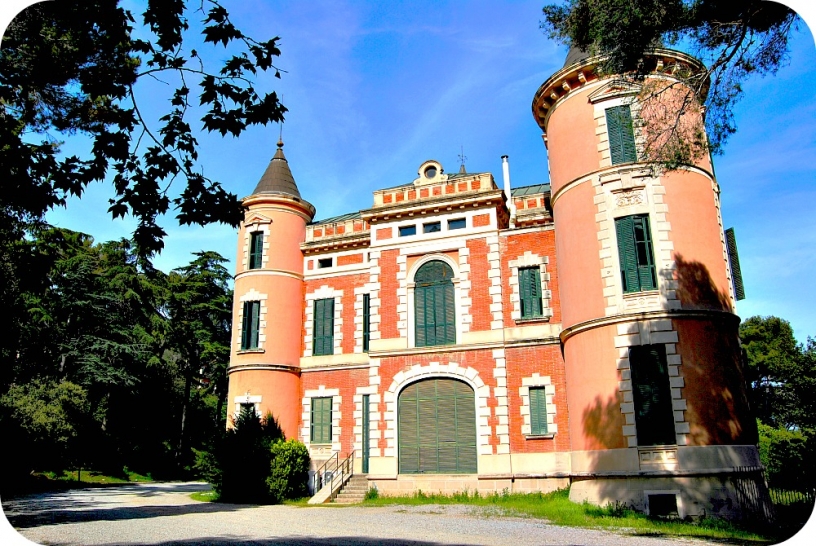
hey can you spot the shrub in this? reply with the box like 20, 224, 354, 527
365, 485, 379, 500
266, 439, 310, 503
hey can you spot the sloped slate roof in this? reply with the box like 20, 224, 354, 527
251, 140, 302, 198
511, 183, 551, 196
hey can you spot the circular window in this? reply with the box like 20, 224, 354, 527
424, 166, 437, 179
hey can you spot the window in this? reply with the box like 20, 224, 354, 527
423, 221, 441, 233
399, 225, 417, 237
313, 298, 334, 356
448, 218, 466, 230
528, 387, 549, 435
310, 397, 332, 443
414, 260, 455, 347
241, 301, 260, 350
362, 293, 370, 353
317, 257, 333, 269
249, 232, 263, 269
629, 345, 676, 446
615, 214, 657, 293
605, 105, 637, 164
519, 267, 544, 319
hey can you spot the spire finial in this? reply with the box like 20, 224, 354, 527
458, 145, 467, 174
277, 122, 284, 149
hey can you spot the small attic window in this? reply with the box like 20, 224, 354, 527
318, 258, 333, 269
424, 166, 437, 179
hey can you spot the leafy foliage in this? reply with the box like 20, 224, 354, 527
757, 421, 814, 491
541, 0, 798, 163
267, 439, 311, 502
0, 1, 285, 254
0, 225, 233, 486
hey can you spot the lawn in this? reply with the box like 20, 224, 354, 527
362, 488, 776, 543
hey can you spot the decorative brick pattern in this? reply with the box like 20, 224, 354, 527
492, 348, 510, 454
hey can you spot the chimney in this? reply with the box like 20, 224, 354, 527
501, 155, 516, 227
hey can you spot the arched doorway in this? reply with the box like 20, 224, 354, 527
414, 260, 455, 347
398, 378, 477, 474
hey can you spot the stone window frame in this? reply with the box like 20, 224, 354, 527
304, 286, 344, 357
237, 288, 268, 352
242, 217, 271, 271
232, 393, 262, 420
301, 387, 342, 455
519, 374, 557, 438
508, 251, 553, 322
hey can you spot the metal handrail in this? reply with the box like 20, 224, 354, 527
313, 452, 338, 492
328, 451, 355, 502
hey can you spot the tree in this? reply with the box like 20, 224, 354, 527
541, 0, 799, 165
165, 250, 232, 465
0, 0, 285, 255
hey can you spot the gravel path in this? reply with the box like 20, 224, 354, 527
2, 482, 723, 546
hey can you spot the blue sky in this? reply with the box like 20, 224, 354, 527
1, 1, 815, 342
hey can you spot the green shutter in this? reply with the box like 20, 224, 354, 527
529, 387, 548, 435
606, 105, 637, 165
519, 267, 543, 318
398, 379, 476, 474
414, 261, 455, 347
313, 298, 334, 356
617, 215, 656, 293
249, 232, 264, 269
725, 228, 745, 300
616, 216, 640, 292
310, 397, 332, 444
629, 345, 676, 446
241, 301, 259, 350
362, 395, 370, 473
362, 293, 371, 352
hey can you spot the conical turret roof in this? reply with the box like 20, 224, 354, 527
251, 139, 302, 198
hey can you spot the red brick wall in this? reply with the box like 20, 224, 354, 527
379, 249, 400, 339
303, 273, 369, 354
337, 253, 364, 266
301, 368, 369, 456
473, 213, 491, 227
466, 238, 492, 332
377, 227, 392, 240
500, 229, 562, 325
505, 344, 570, 453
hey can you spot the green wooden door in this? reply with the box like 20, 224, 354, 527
398, 378, 477, 474
362, 394, 370, 473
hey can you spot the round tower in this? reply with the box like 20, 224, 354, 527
226, 139, 315, 440
533, 49, 766, 519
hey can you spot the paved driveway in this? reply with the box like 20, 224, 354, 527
2, 482, 723, 545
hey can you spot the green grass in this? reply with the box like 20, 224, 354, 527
190, 489, 219, 502
362, 488, 772, 543
49, 469, 153, 484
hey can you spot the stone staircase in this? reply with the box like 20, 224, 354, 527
332, 474, 369, 504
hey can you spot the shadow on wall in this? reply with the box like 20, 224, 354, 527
674, 253, 732, 312
581, 393, 627, 451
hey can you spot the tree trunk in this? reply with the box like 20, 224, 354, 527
176, 366, 192, 467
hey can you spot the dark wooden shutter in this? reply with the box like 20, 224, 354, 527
633, 216, 657, 290
398, 379, 476, 474
362, 293, 371, 352
362, 395, 370, 473
629, 345, 676, 446
414, 261, 455, 347
725, 228, 745, 300
249, 232, 263, 269
529, 387, 548, 435
241, 301, 251, 349
606, 105, 637, 164
313, 298, 334, 356
310, 397, 332, 443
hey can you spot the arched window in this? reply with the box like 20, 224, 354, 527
414, 260, 455, 347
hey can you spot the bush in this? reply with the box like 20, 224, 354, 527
757, 421, 815, 491
266, 439, 310, 503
